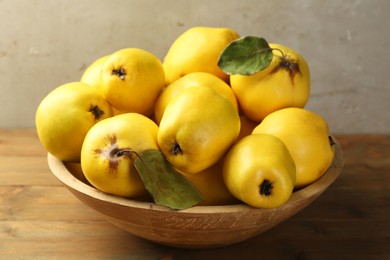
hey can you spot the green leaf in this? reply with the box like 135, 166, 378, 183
134, 149, 203, 210
218, 36, 274, 75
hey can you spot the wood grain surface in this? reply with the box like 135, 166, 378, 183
0, 129, 389, 259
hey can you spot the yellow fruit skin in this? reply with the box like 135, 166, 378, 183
223, 134, 296, 209
163, 27, 240, 84
154, 72, 238, 124
81, 113, 159, 198
80, 55, 109, 91
158, 86, 240, 174
179, 158, 239, 206
35, 82, 112, 162
100, 48, 165, 116
252, 107, 335, 188
230, 43, 310, 122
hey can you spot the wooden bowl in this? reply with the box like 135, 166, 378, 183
47, 138, 343, 249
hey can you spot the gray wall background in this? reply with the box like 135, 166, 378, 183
1, 0, 389, 133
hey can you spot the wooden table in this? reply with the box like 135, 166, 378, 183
0, 129, 389, 259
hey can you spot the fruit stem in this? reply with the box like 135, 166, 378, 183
271, 47, 296, 68
270, 48, 287, 62
268, 47, 301, 81
110, 148, 141, 160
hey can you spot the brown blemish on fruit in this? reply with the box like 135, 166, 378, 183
111, 67, 126, 80
270, 54, 301, 85
109, 134, 117, 146
108, 158, 120, 174
260, 179, 273, 196
89, 105, 105, 120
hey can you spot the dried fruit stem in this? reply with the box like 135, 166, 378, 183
111, 67, 126, 80
171, 143, 183, 156
89, 105, 105, 120
260, 179, 273, 196
269, 47, 301, 82
110, 148, 141, 160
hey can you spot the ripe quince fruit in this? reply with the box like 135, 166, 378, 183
158, 86, 240, 174
253, 107, 336, 188
163, 27, 240, 84
230, 43, 310, 122
81, 113, 159, 198
154, 72, 238, 124
223, 134, 296, 208
99, 48, 165, 116
36, 82, 112, 162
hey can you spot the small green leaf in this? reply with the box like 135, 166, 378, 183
218, 36, 274, 75
134, 149, 203, 210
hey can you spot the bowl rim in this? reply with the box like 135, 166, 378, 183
47, 137, 344, 214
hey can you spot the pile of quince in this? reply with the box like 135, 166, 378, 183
36, 27, 336, 210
